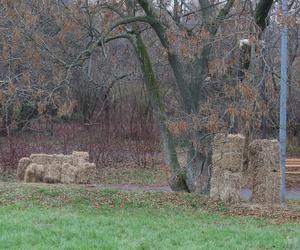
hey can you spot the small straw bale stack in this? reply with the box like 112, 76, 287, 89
249, 139, 281, 204
210, 134, 245, 203
18, 151, 96, 184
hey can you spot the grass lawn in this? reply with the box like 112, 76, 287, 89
0, 183, 300, 250
96, 166, 168, 185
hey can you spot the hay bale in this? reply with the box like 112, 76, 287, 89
51, 154, 73, 165
212, 134, 244, 173
35, 164, 47, 182
213, 134, 245, 154
221, 152, 243, 172
61, 163, 77, 184
44, 164, 62, 183
30, 154, 54, 165
249, 139, 280, 204
24, 163, 46, 183
21, 151, 95, 184
72, 151, 89, 166
76, 163, 96, 184
219, 171, 242, 203
24, 163, 37, 182
17, 157, 31, 181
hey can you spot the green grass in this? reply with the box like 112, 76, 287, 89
0, 183, 300, 250
96, 167, 168, 185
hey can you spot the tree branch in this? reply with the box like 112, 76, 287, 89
254, 0, 273, 31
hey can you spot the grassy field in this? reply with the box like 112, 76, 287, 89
96, 166, 168, 185
0, 183, 300, 250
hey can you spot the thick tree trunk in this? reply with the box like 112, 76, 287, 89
132, 33, 190, 191
184, 132, 212, 193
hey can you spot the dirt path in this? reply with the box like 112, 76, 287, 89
2, 181, 300, 200
240, 188, 300, 200
89, 183, 172, 192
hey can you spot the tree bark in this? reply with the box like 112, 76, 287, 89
132, 33, 190, 191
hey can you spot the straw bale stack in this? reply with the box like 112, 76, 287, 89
210, 134, 245, 203
18, 151, 96, 184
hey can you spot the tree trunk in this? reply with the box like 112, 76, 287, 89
184, 132, 212, 193
132, 33, 189, 191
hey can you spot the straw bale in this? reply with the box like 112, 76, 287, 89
73, 151, 89, 159
35, 164, 47, 182
212, 153, 222, 165
30, 154, 54, 165
51, 154, 73, 165
249, 139, 280, 204
219, 171, 241, 203
24, 163, 46, 182
76, 163, 96, 184
44, 164, 62, 183
17, 157, 31, 181
221, 152, 243, 172
212, 134, 244, 173
24, 165, 33, 182
264, 172, 281, 203
213, 134, 245, 154
24, 163, 36, 182
72, 151, 89, 166
61, 163, 77, 184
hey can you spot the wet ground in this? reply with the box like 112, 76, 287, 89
240, 188, 300, 200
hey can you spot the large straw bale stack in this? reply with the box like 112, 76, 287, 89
210, 134, 245, 203
249, 139, 280, 204
18, 151, 96, 184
